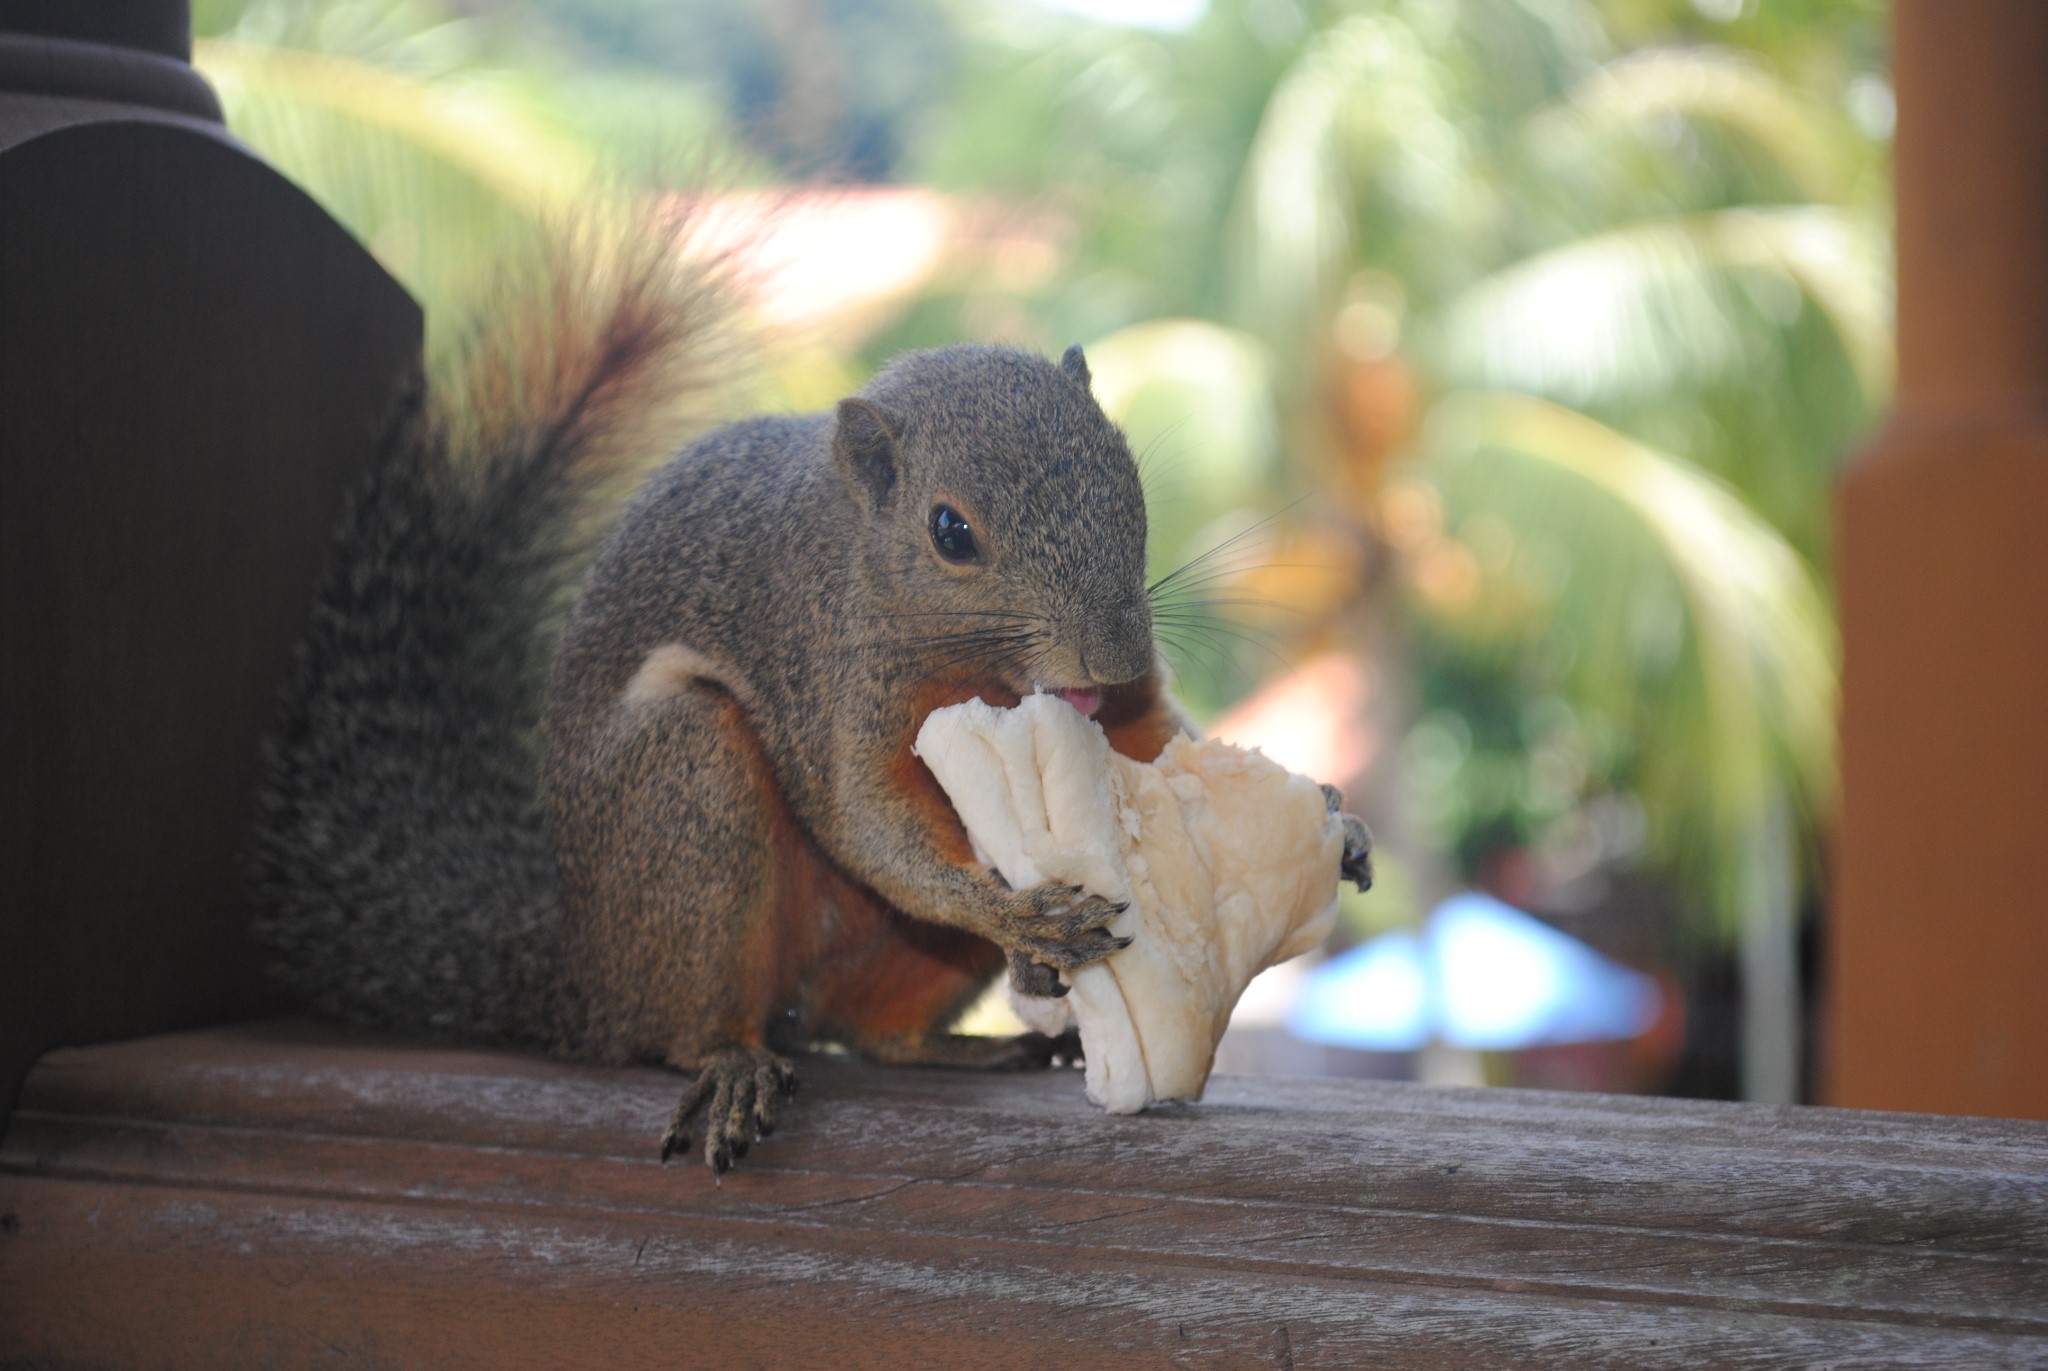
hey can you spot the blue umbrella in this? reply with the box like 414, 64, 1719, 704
1287, 891, 1661, 1052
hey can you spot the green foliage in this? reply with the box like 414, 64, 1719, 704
202, 35, 585, 338
201, 0, 1890, 947
482, 0, 964, 179
904, 0, 1298, 343
1428, 205, 1889, 564
1416, 395, 1838, 920
197, 0, 755, 351
1224, 9, 1879, 941
909, 0, 1886, 940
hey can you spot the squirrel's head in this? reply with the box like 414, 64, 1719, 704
833, 344, 1154, 704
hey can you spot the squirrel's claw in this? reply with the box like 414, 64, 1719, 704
660, 1046, 796, 1175
659, 1065, 720, 1163
1321, 784, 1375, 893
1005, 882, 1132, 973
1337, 813, 1374, 893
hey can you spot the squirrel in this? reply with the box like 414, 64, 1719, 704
251, 229, 1372, 1173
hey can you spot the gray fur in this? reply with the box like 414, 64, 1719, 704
254, 325, 1160, 1065
545, 344, 1159, 1066
249, 234, 731, 1045
249, 372, 577, 1043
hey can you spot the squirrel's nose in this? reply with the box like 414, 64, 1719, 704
1084, 600, 1154, 685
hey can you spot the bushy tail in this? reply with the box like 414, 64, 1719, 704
250, 219, 734, 1043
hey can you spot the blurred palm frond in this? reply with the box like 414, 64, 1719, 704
1428, 206, 1890, 561
1433, 206, 1889, 411
1229, 11, 1475, 358
1522, 46, 1850, 218
1420, 391, 1837, 928
199, 38, 597, 342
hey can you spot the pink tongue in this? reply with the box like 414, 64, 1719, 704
1054, 688, 1102, 717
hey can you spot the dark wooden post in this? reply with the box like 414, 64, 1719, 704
1830, 1, 2048, 1118
0, 0, 422, 1123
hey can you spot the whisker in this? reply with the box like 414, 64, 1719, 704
1148, 557, 1271, 599
1152, 624, 1235, 687
1154, 598, 1307, 624
1138, 447, 1198, 513
1148, 555, 1352, 606
855, 627, 1040, 648
1149, 560, 1340, 597
897, 628, 1047, 682
1153, 594, 1296, 657
1155, 599, 1296, 633
912, 649, 1027, 689
1150, 547, 1266, 599
1146, 499, 1305, 600
1171, 619, 1290, 665
1163, 602, 1286, 618
1135, 416, 1193, 486
854, 610, 1046, 623
856, 632, 1041, 666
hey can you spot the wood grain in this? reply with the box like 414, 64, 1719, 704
3, 1023, 2042, 1367
0, 54, 423, 1124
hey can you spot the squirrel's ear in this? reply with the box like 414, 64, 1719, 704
833, 397, 902, 509
1060, 344, 1092, 391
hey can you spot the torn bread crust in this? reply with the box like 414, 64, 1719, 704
914, 694, 1341, 1113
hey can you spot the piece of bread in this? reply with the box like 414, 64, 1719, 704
914, 694, 1342, 1112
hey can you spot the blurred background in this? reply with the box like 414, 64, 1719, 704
190, 0, 1896, 1105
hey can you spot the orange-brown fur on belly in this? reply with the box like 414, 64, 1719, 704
730, 672, 1014, 1046
888, 674, 1024, 868
761, 792, 1003, 1045
808, 905, 1006, 1043
1098, 669, 1181, 763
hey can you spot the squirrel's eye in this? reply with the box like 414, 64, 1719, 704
930, 504, 980, 563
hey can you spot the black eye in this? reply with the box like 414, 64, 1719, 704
930, 504, 980, 563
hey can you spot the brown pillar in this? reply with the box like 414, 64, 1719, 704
1830, 1, 2048, 1118
0, 1, 421, 1123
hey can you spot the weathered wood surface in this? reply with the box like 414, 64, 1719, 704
1, 1022, 2043, 1368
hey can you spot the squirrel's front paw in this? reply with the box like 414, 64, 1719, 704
1007, 947, 1069, 999
1002, 880, 1132, 976
660, 1046, 797, 1176
1320, 783, 1375, 892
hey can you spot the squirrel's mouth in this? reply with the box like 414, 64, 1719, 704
1044, 686, 1102, 717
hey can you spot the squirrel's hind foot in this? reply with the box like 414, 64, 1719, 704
660, 1046, 797, 1175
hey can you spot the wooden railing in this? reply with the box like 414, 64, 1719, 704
3, 1021, 2042, 1367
